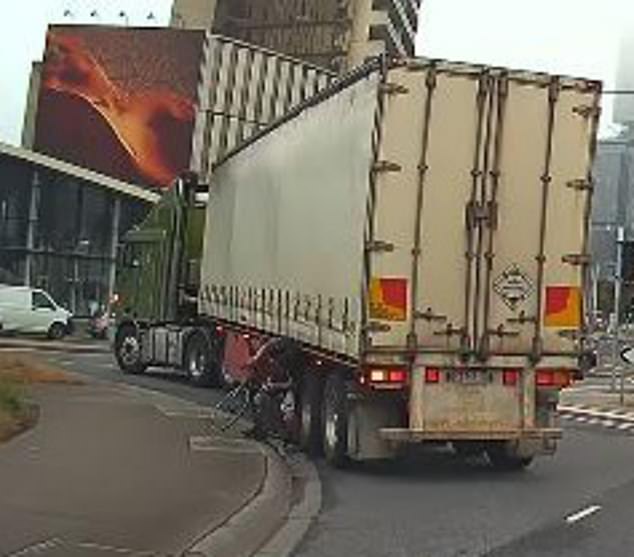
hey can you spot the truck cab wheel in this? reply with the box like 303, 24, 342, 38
115, 325, 147, 375
299, 372, 324, 456
322, 371, 349, 468
486, 443, 534, 471
185, 333, 221, 388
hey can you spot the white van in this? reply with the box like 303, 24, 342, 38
0, 285, 73, 339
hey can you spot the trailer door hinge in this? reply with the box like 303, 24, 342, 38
562, 253, 591, 266
372, 160, 402, 173
379, 82, 409, 96
566, 179, 593, 192
572, 105, 601, 119
507, 311, 537, 325
365, 240, 395, 253
487, 325, 520, 338
414, 308, 447, 322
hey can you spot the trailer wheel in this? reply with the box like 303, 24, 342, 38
115, 325, 146, 375
322, 371, 349, 468
486, 442, 534, 471
185, 332, 221, 388
299, 372, 324, 456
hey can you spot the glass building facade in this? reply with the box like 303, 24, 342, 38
0, 144, 156, 317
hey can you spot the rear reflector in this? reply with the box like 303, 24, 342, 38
503, 369, 520, 386
536, 369, 571, 389
425, 367, 441, 383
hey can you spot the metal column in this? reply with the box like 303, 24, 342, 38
24, 170, 40, 286
107, 197, 121, 307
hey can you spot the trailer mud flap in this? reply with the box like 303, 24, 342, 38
347, 394, 400, 461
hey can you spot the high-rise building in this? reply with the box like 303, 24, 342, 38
171, 0, 422, 72
614, 32, 634, 126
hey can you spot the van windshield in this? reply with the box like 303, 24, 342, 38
32, 292, 56, 310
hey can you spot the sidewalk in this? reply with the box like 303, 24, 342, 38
0, 378, 290, 556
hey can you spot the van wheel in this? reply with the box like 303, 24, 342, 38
115, 325, 146, 375
486, 442, 534, 471
48, 322, 66, 340
185, 332, 221, 388
299, 372, 324, 456
322, 371, 349, 468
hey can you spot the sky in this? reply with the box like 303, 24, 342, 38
0, 0, 632, 144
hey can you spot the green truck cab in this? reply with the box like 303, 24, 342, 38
111, 174, 213, 378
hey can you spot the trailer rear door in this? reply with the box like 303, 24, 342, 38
365, 61, 600, 362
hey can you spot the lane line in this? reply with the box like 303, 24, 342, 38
77, 541, 157, 555
565, 505, 602, 524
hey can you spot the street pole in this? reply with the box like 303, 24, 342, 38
612, 226, 625, 392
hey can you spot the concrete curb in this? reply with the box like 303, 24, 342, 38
183, 444, 292, 557
0, 339, 109, 354
255, 452, 322, 557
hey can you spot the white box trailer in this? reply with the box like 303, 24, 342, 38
199, 57, 601, 468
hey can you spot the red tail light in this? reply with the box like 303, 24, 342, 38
503, 369, 520, 386
536, 369, 571, 389
425, 367, 441, 383
389, 370, 407, 383
365, 367, 408, 388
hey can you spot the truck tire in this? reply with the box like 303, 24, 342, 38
185, 332, 221, 388
486, 442, 534, 471
115, 325, 147, 375
299, 372, 324, 456
322, 371, 349, 468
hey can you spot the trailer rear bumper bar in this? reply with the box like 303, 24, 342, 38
379, 427, 562, 443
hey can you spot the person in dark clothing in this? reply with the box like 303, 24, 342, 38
242, 337, 302, 441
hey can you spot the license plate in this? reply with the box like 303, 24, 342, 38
446, 369, 490, 385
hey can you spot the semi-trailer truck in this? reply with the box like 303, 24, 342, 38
113, 56, 601, 469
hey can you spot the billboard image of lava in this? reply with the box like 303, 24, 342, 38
34, 26, 205, 188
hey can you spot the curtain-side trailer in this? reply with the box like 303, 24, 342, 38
115, 57, 601, 469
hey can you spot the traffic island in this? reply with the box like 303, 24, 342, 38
0, 352, 81, 444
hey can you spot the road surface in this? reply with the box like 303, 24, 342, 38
35, 351, 634, 557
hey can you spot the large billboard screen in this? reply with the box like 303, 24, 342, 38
33, 26, 205, 188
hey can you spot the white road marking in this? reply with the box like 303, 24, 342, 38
565, 505, 602, 524
559, 405, 634, 423
189, 435, 261, 454
564, 384, 604, 393
77, 541, 156, 555
8, 538, 63, 556
618, 423, 633, 430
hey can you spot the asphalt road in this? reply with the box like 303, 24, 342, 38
35, 351, 634, 557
